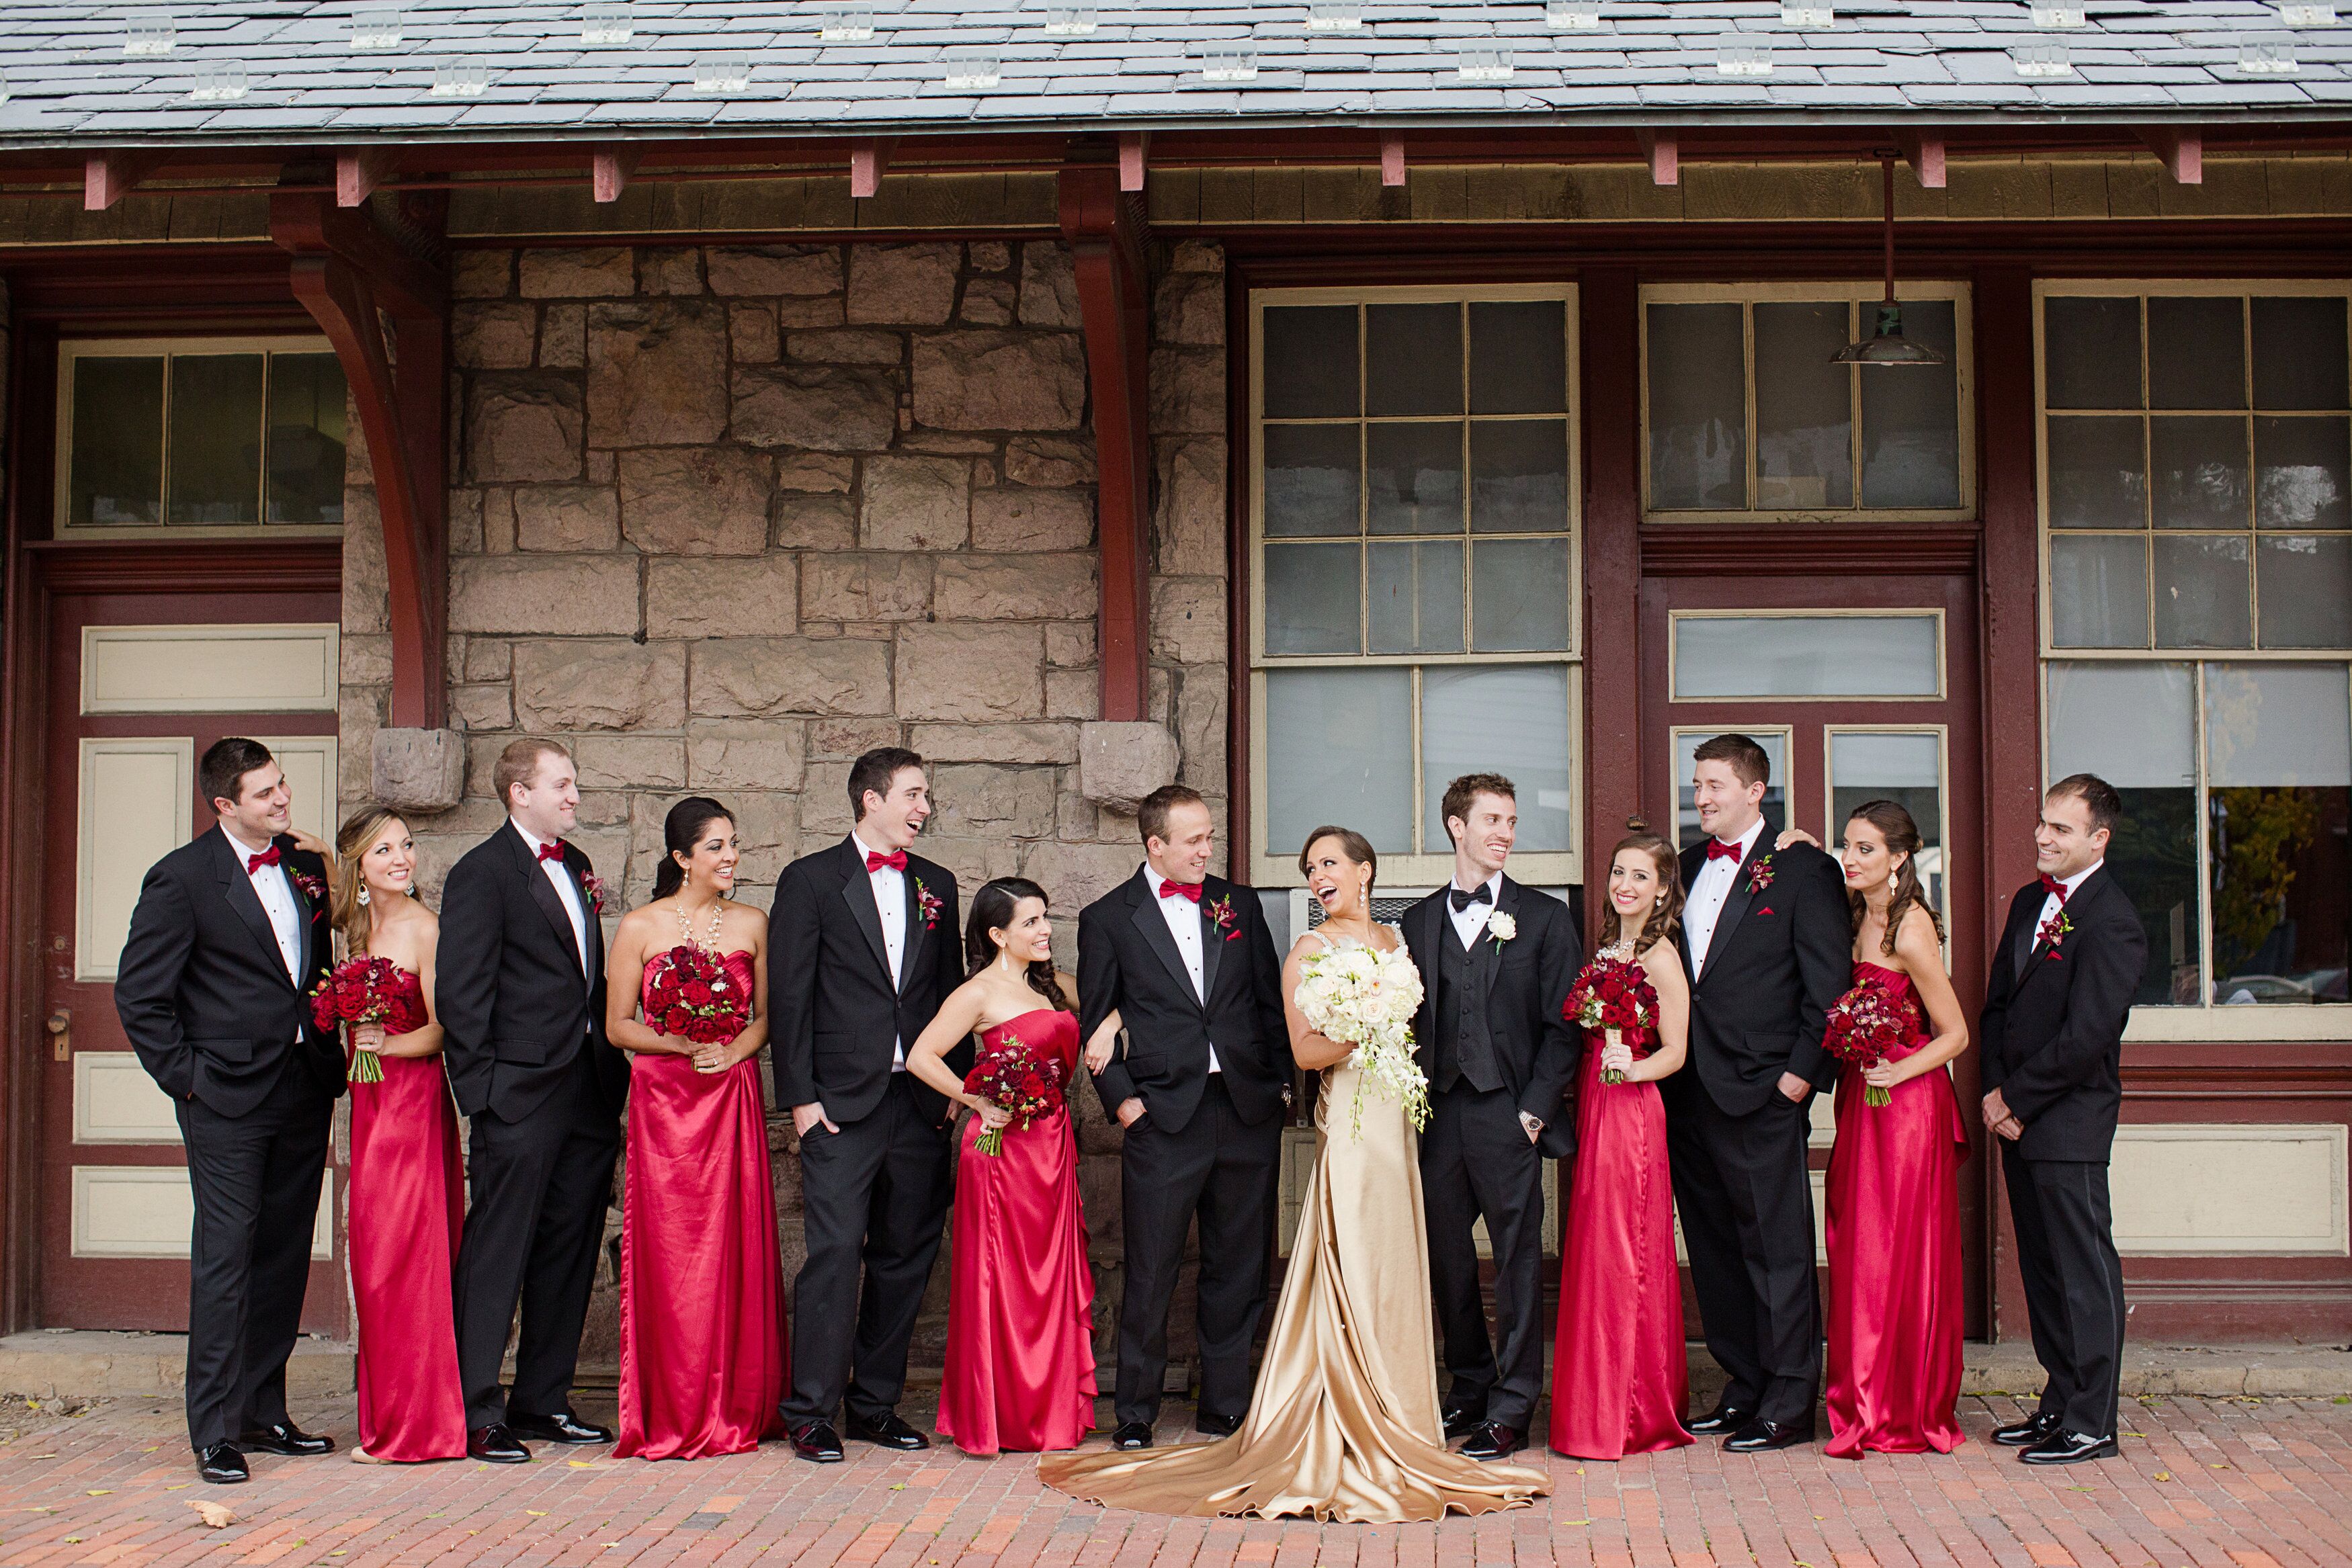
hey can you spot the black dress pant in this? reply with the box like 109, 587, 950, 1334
452, 1048, 620, 1429
1419, 1081, 1547, 1430
175, 1059, 333, 1452
2002, 1143, 2127, 1439
1114, 1075, 1282, 1426
1665, 1083, 1821, 1426
784, 1073, 954, 1428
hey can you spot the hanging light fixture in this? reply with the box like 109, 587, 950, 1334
1833, 153, 1947, 366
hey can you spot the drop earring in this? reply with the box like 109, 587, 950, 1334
358, 885, 370, 906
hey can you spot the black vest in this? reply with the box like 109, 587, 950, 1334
1434, 918, 1503, 1094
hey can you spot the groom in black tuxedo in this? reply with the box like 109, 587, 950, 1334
1980, 773, 2145, 1465
1402, 772, 1583, 1461
116, 738, 342, 1484
1080, 784, 1290, 1450
438, 738, 629, 1463
770, 746, 964, 1462
1668, 734, 1851, 1450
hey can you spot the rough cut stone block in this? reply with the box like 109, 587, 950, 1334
573, 736, 688, 792
450, 555, 638, 636
1177, 665, 1228, 787
1018, 242, 1080, 327
1150, 577, 1226, 664
1044, 667, 1101, 721
919, 836, 1022, 888
340, 633, 393, 688
453, 302, 538, 369
450, 682, 513, 731
785, 329, 905, 366
1021, 839, 1147, 915
519, 247, 636, 299
859, 455, 970, 552
690, 638, 893, 717
907, 722, 1080, 765
1005, 435, 1097, 488
960, 278, 1016, 326
896, 623, 1044, 722
732, 364, 896, 453
587, 300, 728, 448
1079, 721, 1181, 811
848, 242, 962, 326
342, 491, 390, 634
639, 248, 704, 296
931, 763, 1057, 838
972, 488, 1093, 551
799, 763, 854, 836
808, 717, 905, 760
775, 297, 847, 329
466, 374, 585, 483
647, 554, 797, 639
1152, 436, 1226, 577
538, 303, 587, 369
913, 331, 1087, 432
933, 552, 1097, 621
777, 453, 855, 494
512, 485, 620, 552
1170, 239, 1225, 275
1148, 347, 1226, 436
372, 728, 466, 812
451, 250, 514, 299
513, 640, 687, 732
771, 492, 857, 550
969, 241, 1011, 273
729, 303, 780, 364
802, 554, 934, 623
1154, 272, 1225, 347
687, 720, 806, 791
1044, 621, 1095, 668
618, 447, 772, 555
704, 245, 843, 297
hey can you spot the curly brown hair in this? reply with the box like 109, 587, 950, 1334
1598, 818, 1685, 952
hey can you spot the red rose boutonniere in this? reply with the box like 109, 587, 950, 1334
290, 869, 328, 908
2038, 907, 2073, 959
580, 872, 607, 918
914, 877, 944, 930
1745, 855, 1777, 896
1204, 894, 1242, 942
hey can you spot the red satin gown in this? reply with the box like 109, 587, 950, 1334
349, 966, 467, 1462
1824, 961, 1969, 1458
1549, 1029, 1693, 1461
936, 1008, 1097, 1456
615, 949, 788, 1460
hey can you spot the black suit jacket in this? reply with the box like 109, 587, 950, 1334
115, 826, 341, 1117
1675, 835, 1853, 1115
1079, 869, 1290, 1135
1402, 878, 1585, 1160
1979, 868, 2146, 1163
436, 823, 626, 1123
768, 836, 966, 1127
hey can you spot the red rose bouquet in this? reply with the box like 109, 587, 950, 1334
960, 1032, 1064, 1156
1564, 955, 1660, 1084
1822, 975, 1923, 1106
644, 944, 749, 1046
310, 955, 406, 1085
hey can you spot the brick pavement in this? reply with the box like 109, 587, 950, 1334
6, 1391, 2352, 1568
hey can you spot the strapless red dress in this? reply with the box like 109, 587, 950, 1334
1824, 960, 1969, 1458
935, 1007, 1097, 1456
349, 965, 467, 1462
615, 949, 787, 1460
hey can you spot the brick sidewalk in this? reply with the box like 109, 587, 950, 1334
7, 1391, 2351, 1568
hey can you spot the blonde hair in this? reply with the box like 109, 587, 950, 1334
332, 805, 408, 955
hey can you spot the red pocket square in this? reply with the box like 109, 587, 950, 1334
1755, 906, 1774, 916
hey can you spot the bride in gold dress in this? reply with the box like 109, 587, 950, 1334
1040, 826, 1551, 1522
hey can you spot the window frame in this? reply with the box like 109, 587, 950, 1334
1247, 282, 1583, 890
1638, 279, 1978, 525
1821, 722, 1954, 935
1667, 607, 1948, 703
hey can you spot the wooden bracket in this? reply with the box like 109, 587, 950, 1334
84, 152, 169, 212
1895, 131, 1946, 189
1380, 135, 1407, 188
1636, 130, 1678, 187
849, 138, 894, 200
592, 146, 641, 204
2137, 127, 2203, 185
336, 150, 394, 208
268, 190, 447, 316
1119, 132, 1150, 193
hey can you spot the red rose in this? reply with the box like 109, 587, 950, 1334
663, 1006, 691, 1035
683, 980, 714, 1006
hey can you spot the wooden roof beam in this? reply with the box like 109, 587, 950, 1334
1380, 134, 1406, 187
84, 152, 168, 211
592, 145, 640, 202
849, 138, 893, 199
337, 149, 392, 208
2138, 127, 2203, 185
1636, 129, 1677, 186
1119, 131, 1148, 192
1895, 130, 1946, 189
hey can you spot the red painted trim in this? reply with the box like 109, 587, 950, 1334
1224, 260, 1253, 880
1641, 523, 1980, 578
1581, 267, 1646, 931
22, 539, 343, 596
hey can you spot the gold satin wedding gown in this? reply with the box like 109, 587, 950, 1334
1039, 930, 1551, 1522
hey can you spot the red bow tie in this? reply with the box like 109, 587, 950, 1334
2040, 873, 2069, 901
1706, 838, 1744, 863
245, 844, 281, 873
866, 849, 907, 873
1159, 879, 1204, 904
536, 841, 568, 865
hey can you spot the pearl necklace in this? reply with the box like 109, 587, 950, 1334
675, 896, 725, 953
1599, 937, 1638, 963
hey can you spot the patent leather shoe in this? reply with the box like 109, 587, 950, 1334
791, 1421, 845, 1462
196, 1443, 248, 1484
1992, 1411, 2064, 1448
1195, 1411, 1242, 1438
845, 1410, 931, 1450
1441, 1405, 1484, 1440
2020, 1430, 2118, 1465
1685, 1401, 1753, 1436
240, 1422, 335, 1456
507, 1411, 611, 1445
467, 1424, 531, 1464
1724, 1417, 1814, 1452
1109, 1421, 1154, 1451
1460, 1421, 1525, 1460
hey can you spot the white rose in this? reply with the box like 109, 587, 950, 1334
1487, 912, 1517, 942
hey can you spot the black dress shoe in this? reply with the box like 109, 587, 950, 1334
1724, 1417, 1814, 1452
507, 1411, 612, 1445
1109, 1420, 1154, 1451
240, 1422, 335, 1456
2021, 1429, 2118, 1465
1992, 1411, 2064, 1448
1195, 1411, 1242, 1438
1460, 1421, 1525, 1460
1685, 1402, 1753, 1436
1441, 1405, 1485, 1440
845, 1410, 931, 1451
196, 1443, 248, 1484
791, 1422, 845, 1462
468, 1424, 531, 1464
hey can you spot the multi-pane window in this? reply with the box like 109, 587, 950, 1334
56, 339, 349, 531
1250, 286, 1579, 887
1642, 282, 1973, 521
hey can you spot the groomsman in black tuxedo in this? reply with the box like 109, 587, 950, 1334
438, 738, 629, 1463
1081, 785, 1290, 1450
1402, 772, 1583, 1462
117, 738, 342, 1484
1980, 773, 2145, 1465
771, 747, 964, 1462
1668, 734, 1851, 1451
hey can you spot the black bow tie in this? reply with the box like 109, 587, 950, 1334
1450, 884, 1493, 913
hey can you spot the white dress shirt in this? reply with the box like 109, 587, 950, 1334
513, 820, 589, 977
1143, 863, 1221, 1074
849, 831, 910, 1070
2033, 860, 2101, 943
1685, 816, 1765, 978
222, 824, 301, 985
1446, 869, 1505, 950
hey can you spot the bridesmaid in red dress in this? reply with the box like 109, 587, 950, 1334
906, 877, 1106, 1456
1550, 823, 1694, 1463
603, 796, 785, 1460
333, 806, 466, 1464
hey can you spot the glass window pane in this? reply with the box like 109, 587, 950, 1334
2252, 296, 2349, 412
1262, 305, 1358, 419
67, 355, 165, 526
2047, 661, 2199, 1007
2257, 535, 2352, 649
1261, 541, 1360, 656
265, 353, 348, 525
2150, 415, 2250, 530
1366, 421, 1463, 535
1266, 669, 1413, 854
1859, 299, 1962, 509
1675, 730, 1786, 845
2254, 416, 2351, 531
2048, 534, 2150, 649
2043, 296, 2142, 410
2147, 296, 2246, 411
1829, 730, 1945, 918
1469, 420, 1569, 534
2046, 415, 2146, 529
1469, 538, 1572, 653
1262, 425, 1359, 537
1423, 665, 1573, 853
1468, 300, 1566, 415
166, 354, 265, 525
1672, 614, 1939, 699
2152, 534, 2253, 649
1646, 302, 1746, 510
1753, 302, 1853, 510
1366, 303, 1462, 418
1367, 541, 1464, 655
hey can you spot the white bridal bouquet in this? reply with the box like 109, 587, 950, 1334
1293, 943, 1431, 1137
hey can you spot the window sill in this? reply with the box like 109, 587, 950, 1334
2124, 1007, 2352, 1045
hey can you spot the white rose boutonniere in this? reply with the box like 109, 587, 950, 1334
1486, 912, 1517, 952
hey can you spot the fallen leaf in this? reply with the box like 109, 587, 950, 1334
191, 1500, 237, 1528
26, 1454, 55, 1461
527, 1510, 549, 1517
164, 1484, 189, 1491
568, 1460, 595, 1469
2154, 1471, 2172, 1481
87, 1490, 112, 1495
64, 1539, 84, 1546
1560, 1519, 1591, 1526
